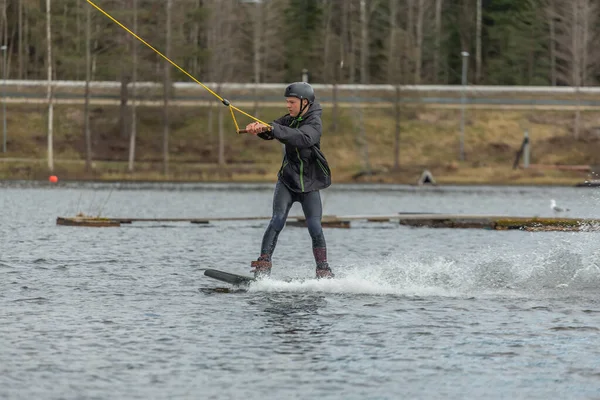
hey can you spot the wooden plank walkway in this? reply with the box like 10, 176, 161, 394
55, 214, 600, 231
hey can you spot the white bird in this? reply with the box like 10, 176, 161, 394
550, 199, 569, 213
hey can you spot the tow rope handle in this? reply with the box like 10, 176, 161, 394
237, 127, 272, 134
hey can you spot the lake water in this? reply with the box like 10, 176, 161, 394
1, 181, 600, 399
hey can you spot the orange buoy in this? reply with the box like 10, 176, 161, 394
49, 175, 58, 183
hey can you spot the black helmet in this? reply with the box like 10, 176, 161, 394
284, 82, 315, 103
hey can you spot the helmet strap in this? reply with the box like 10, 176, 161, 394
298, 98, 310, 117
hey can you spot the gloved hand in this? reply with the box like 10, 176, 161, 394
244, 122, 271, 135
258, 131, 275, 140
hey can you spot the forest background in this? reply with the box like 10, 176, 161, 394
0, 0, 599, 185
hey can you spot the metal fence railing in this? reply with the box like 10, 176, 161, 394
2, 81, 600, 109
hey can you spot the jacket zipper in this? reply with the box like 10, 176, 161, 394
289, 118, 305, 192
296, 148, 304, 192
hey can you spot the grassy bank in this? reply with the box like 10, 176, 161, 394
1, 102, 599, 185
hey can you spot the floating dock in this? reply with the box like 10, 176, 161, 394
56, 213, 600, 232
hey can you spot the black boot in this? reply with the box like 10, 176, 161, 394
313, 247, 334, 279
316, 262, 334, 279
250, 254, 272, 279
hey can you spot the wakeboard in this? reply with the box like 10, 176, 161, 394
204, 269, 255, 286
204, 269, 333, 288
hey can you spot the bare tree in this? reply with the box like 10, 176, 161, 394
415, 0, 429, 84
552, 0, 600, 138
1, 1, 6, 61
46, 0, 54, 172
387, 0, 402, 167
262, 0, 287, 83
414, 0, 425, 83
321, 0, 334, 82
91, 19, 99, 81
323, 0, 346, 131
251, 0, 261, 84
387, 0, 399, 83
163, 0, 172, 175
117, 0, 130, 140
84, 2, 92, 171
475, 0, 482, 83
404, 0, 414, 82
393, 85, 401, 169
25, 1, 31, 79
346, 0, 358, 83
128, 0, 138, 173
340, 0, 348, 76
433, 0, 443, 82
356, 0, 372, 173
1, 0, 8, 80
188, 0, 199, 76
359, 0, 369, 84
75, 1, 82, 80
545, 0, 557, 85
322, 0, 341, 130
18, 0, 23, 79
409, 0, 436, 84
452, 0, 475, 63
358, 0, 385, 84
204, 0, 240, 164
251, 0, 262, 116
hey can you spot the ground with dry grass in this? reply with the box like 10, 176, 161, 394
1, 102, 599, 185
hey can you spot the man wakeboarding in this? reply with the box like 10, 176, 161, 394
244, 82, 334, 280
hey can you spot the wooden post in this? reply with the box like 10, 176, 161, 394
523, 130, 530, 169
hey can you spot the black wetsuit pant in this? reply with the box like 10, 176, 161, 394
259, 180, 327, 266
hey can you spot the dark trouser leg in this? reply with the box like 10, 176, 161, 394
300, 190, 330, 271
259, 181, 294, 260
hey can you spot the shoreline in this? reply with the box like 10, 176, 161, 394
0, 172, 591, 188
2, 105, 600, 189
1, 159, 593, 187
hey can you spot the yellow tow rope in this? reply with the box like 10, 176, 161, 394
87, 0, 270, 134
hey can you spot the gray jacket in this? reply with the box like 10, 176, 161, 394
258, 102, 331, 193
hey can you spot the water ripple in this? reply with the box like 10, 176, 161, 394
2, 184, 600, 399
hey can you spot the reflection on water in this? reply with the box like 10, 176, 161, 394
259, 293, 328, 332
